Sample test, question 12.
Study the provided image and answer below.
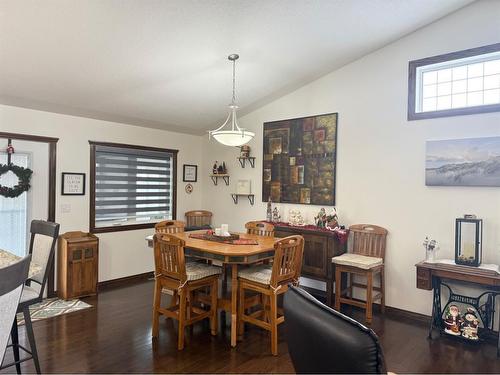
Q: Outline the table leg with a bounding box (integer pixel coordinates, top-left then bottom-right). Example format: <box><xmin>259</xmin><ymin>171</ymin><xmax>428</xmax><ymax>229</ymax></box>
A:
<box><xmin>231</xmin><ymin>264</ymin><xmax>238</xmax><ymax>348</ymax></box>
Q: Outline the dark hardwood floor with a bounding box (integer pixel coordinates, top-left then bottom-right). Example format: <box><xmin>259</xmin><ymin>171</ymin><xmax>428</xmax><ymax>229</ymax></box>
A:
<box><xmin>2</xmin><ymin>280</ymin><xmax>500</xmax><ymax>374</ymax></box>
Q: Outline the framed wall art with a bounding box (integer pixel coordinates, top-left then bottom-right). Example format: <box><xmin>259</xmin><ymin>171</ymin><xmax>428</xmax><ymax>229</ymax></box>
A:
<box><xmin>426</xmin><ymin>136</ymin><xmax>500</xmax><ymax>187</ymax></box>
<box><xmin>62</xmin><ymin>172</ymin><xmax>86</xmax><ymax>195</ymax></box>
<box><xmin>183</xmin><ymin>164</ymin><xmax>198</xmax><ymax>182</ymax></box>
<box><xmin>262</xmin><ymin>113</ymin><xmax>338</xmax><ymax>205</ymax></box>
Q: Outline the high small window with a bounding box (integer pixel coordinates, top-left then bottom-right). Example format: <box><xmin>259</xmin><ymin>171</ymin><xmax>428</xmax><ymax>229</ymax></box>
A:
<box><xmin>408</xmin><ymin>43</ymin><xmax>500</xmax><ymax>120</ymax></box>
<box><xmin>89</xmin><ymin>141</ymin><xmax>177</xmax><ymax>233</ymax></box>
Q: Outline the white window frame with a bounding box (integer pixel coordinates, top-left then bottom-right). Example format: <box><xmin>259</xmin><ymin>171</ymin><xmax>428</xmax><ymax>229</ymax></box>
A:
<box><xmin>408</xmin><ymin>43</ymin><xmax>500</xmax><ymax>120</ymax></box>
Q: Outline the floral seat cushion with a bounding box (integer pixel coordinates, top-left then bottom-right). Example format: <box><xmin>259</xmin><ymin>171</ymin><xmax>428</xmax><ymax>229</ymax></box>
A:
<box><xmin>238</xmin><ymin>265</ymin><xmax>272</xmax><ymax>285</ymax></box>
<box><xmin>185</xmin><ymin>262</ymin><xmax>222</xmax><ymax>281</ymax></box>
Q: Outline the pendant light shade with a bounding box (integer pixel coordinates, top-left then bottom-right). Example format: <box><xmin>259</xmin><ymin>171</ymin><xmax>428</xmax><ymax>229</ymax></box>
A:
<box><xmin>209</xmin><ymin>54</ymin><xmax>254</xmax><ymax>147</ymax></box>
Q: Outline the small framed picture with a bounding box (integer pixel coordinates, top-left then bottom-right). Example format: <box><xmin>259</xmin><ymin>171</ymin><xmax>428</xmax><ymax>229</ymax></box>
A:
<box><xmin>62</xmin><ymin>173</ymin><xmax>86</xmax><ymax>195</ymax></box>
<box><xmin>183</xmin><ymin>164</ymin><xmax>198</xmax><ymax>182</ymax></box>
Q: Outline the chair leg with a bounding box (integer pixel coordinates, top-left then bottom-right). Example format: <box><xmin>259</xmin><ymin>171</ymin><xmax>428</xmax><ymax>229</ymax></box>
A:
<box><xmin>237</xmin><ymin>284</ymin><xmax>245</xmax><ymax>338</ymax></box>
<box><xmin>335</xmin><ymin>267</ymin><xmax>342</xmax><ymax>311</ymax></box>
<box><xmin>23</xmin><ymin>308</ymin><xmax>41</xmax><ymax>374</ymax></box>
<box><xmin>210</xmin><ymin>279</ymin><xmax>218</xmax><ymax>336</ymax></box>
<box><xmin>178</xmin><ymin>289</ymin><xmax>187</xmax><ymax>350</ymax></box>
<box><xmin>152</xmin><ymin>281</ymin><xmax>162</xmax><ymax>338</ymax></box>
<box><xmin>170</xmin><ymin>290</ymin><xmax>178</xmax><ymax>308</ymax></box>
<box><xmin>366</xmin><ymin>272</ymin><xmax>373</xmax><ymax>324</ymax></box>
<box><xmin>270</xmin><ymin>292</ymin><xmax>278</xmax><ymax>356</ymax></box>
<box><xmin>10</xmin><ymin>316</ymin><xmax>21</xmax><ymax>374</ymax></box>
<box><xmin>380</xmin><ymin>268</ymin><xmax>385</xmax><ymax>314</ymax></box>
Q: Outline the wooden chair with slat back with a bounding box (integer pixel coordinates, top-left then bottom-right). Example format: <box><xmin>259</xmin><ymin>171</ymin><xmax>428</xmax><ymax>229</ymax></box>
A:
<box><xmin>332</xmin><ymin>224</ymin><xmax>388</xmax><ymax>324</ymax></box>
<box><xmin>245</xmin><ymin>221</ymin><xmax>275</xmax><ymax>237</ymax></box>
<box><xmin>185</xmin><ymin>210</ymin><xmax>213</xmax><ymax>230</ymax></box>
<box><xmin>152</xmin><ymin>233</ymin><xmax>221</xmax><ymax>350</ymax></box>
<box><xmin>155</xmin><ymin>220</ymin><xmax>185</xmax><ymax>234</ymax></box>
<box><xmin>238</xmin><ymin>235</ymin><xmax>304</xmax><ymax>355</ymax></box>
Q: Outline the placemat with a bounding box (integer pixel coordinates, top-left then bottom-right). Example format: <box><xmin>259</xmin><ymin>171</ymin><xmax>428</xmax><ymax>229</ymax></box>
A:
<box><xmin>189</xmin><ymin>233</ymin><xmax>258</xmax><ymax>245</ymax></box>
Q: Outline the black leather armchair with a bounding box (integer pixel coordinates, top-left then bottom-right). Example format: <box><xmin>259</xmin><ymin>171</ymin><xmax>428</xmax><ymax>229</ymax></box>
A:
<box><xmin>284</xmin><ymin>285</ymin><xmax>387</xmax><ymax>374</ymax></box>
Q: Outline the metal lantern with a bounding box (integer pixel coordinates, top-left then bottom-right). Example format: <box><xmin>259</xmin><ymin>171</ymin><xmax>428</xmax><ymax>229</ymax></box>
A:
<box><xmin>455</xmin><ymin>217</ymin><xmax>482</xmax><ymax>267</ymax></box>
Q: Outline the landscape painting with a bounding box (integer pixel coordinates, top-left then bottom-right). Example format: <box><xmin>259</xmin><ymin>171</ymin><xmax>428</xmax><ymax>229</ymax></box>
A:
<box><xmin>262</xmin><ymin>113</ymin><xmax>338</xmax><ymax>205</ymax></box>
<box><xmin>425</xmin><ymin>136</ymin><xmax>500</xmax><ymax>187</ymax></box>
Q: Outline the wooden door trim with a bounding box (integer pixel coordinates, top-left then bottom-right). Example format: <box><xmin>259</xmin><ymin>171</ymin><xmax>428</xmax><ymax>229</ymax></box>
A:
<box><xmin>0</xmin><ymin>131</ymin><xmax>58</xmax><ymax>296</ymax></box>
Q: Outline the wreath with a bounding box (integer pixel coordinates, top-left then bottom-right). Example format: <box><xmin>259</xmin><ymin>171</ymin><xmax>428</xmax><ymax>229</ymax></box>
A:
<box><xmin>0</xmin><ymin>164</ymin><xmax>33</xmax><ymax>198</ymax></box>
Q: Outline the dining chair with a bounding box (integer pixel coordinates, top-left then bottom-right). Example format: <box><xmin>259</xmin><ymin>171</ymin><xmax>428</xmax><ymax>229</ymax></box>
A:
<box><xmin>332</xmin><ymin>224</ymin><xmax>388</xmax><ymax>324</ymax></box>
<box><xmin>245</xmin><ymin>221</ymin><xmax>274</xmax><ymax>237</ymax></box>
<box><xmin>155</xmin><ymin>220</ymin><xmax>185</xmax><ymax>234</ymax></box>
<box><xmin>185</xmin><ymin>210</ymin><xmax>213</xmax><ymax>231</ymax></box>
<box><xmin>237</xmin><ymin>235</ymin><xmax>304</xmax><ymax>355</ymax></box>
<box><xmin>284</xmin><ymin>285</ymin><xmax>387</xmax><ymax>374</ymax></box>
<box><xmin>11</xmin><ymin>220</ymin><xmax>60</xmax><ymax>374</ymax></box>
<box><xmin>152</xmin><ymin>233</ymin><xmax>221</xmax><ymax>350</ymax></box>
<box><xmin>0</xmin><ymin>256</ymin><xmax>31</xmax><ymax>372</ymax></box>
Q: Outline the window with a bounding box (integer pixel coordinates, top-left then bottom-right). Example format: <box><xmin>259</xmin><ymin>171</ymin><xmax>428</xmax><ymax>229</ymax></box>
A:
<box><xmin>89</xmin><ymin>141</ymin><xmax>177</xmax><ymax>233</ymax></box>
<box><xmin>0</xmin><ymin>152</ymin><xmax>29</xmax><ymax>256</ymax></box>
<box><xmin>408</xmin><ymin>43</ymin><xmax>500</xmax><ymax>120</ymax></box>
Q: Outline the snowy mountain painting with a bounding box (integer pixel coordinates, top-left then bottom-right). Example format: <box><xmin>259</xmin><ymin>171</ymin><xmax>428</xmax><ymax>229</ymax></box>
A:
<box><xmin>426</xmin><ymin>136</ymin><xmax>500</xmax><ymax>187</ymax></box>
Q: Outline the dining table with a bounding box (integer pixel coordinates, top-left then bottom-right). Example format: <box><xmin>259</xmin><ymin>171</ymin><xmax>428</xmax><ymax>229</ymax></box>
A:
<box><xmin>146</xmin><ymin>230</ymin><xmax>277</xmax><ymax>347</ymax></box>
<box><xmin>0</xmin><ymin>248</ymin><xmax>42</xmax><ymax>278</ymax></box>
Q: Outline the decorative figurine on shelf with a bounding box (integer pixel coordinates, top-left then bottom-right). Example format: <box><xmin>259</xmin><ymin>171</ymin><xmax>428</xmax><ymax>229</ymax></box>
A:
<box><xmin>266</xmin><ymin>197</ymin><xmax>272</xmax><ymax>222</ymax></box>
<box><xmin>462</xmin><ymin>307</ymin><xmax>480</xmax><ymax>340</ymax></box>
<box><xmin>314</xmin><ymin>208</ymin><xmax>327</xmax><ymax>228</ymax></box>
<box><xmin>289</xmin><ymin>209</ymin><xmax>305</xmax><ymax>226</ymax></box>
<box><xmin>217</xmin><ymin>162</ymin><xmax>227</xmax><ymax>175</ymax></box>
<box><xmin>423</xmin><ymin>236</ymin><xmax>439</xmax><ymax>263</ymax></box>
<box><xmin>240</xmin><ymin>145</ymin><xmax>250</xmax><ymax>158</ymax></box>
<box><xmin>212</xmin><ymin>161</ymin><xmax>219</xmax><ymax>175</ymax></box>
<box><xmin>325</xmin><ymin>207</ymin><xmax>339</xmax><ymax>230</ymax></box>
<box><xmin>272</xmin><ymin>207</ymin><xmax>281</xmax><ymax>223</ymax></box>
<box><xmin>443</xmin><ymin>304</ymin><xmax>463</xmax><ymax>336</ymax></box>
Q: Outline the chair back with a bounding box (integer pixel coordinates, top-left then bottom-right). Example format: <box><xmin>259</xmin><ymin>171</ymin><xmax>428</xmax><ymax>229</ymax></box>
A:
<box><xmin>245</xmin><ymin>221</ymin><xmax>274</xmax><ymax>237</ymax></box>
<box><xmin>349</xmin><ymin>224</ymin><xmax>388</xmax><ymax>259</ymax></box>
<box><xmin>0</xmin><ymin>256</ymin><xmax>31</xmax><ymax>361</ymax></box>
<box><xmin>153</xmin><ymin>233</ymin><xmax>187</xmax><ymax>283</ymax></box>
<box><xmin>28</xmin><ymin>220</ymin><xmax>60</xmax><ymax>296</ymax></box>
<box><xmin>155</xmin><ymin>220</ymin><xmax>185</xmax><ymax>234</ymax></box>
<box><xmin>284</xmin><ymin>285</ymin><xmax>386</xmax><ymax>374</ymax></box>
<box><xmin>270</xmin><ymin>235</ymin><xmax>304</xmax><ymax>287</ymax></box>
<box><xmin>185</xmin><ymin>210</ymin><xmax>212</xmax><ymax>228</ymax></box>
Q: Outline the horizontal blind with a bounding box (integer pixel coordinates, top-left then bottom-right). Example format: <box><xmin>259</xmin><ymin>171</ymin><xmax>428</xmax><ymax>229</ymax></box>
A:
<box><xmin>94</xmin><ymin>145</ymin><xmax>173</xmax><ymax>228</ymax></box>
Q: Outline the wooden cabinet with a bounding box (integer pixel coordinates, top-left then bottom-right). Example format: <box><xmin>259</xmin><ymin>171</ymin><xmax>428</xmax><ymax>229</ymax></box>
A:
<box><xmin>58</xmin><ymin>231</ymin><xmax>99</xmax><ymax>300</ymax></box>
<box><xmin>274</xmin><ymin>225</ymin><xmax>346</xmax><ymax>305</ymax></box>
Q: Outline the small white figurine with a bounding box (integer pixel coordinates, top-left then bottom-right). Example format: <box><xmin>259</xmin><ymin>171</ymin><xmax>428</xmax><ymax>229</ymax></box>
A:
<box><xmin>272</xmin><ymin>207</ymin><xmax>281</xmax><ymax>223</ymax></box>
<box><xmin>423</xmin><ymin>236</ymin><xmax>439</xmax><ymax>263</ymax></box>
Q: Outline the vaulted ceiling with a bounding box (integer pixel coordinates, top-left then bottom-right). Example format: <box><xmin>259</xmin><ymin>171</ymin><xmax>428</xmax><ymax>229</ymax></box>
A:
<box><xmin>0</xmin><ymin>0</ymin><xmax>473</xmax><ymax>134</ymax></box>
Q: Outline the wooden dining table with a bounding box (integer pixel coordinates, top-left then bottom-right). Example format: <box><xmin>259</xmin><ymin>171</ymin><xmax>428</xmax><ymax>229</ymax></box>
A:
<box><xmin>146</xmin><ymin>230</ymin><xmax>277</xmax><ymax>347</ymax></box>
<box><xmin>0</xmin><ymin>248</ymin><xmax>42</xmax><ymax>278</ymax></box>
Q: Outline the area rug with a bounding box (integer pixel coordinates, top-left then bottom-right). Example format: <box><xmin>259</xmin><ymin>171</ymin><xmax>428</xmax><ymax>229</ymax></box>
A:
<box><xmin>17</xmin><ymin>297</ymin><xmax>92</xmax><ymax>325</ymax></box>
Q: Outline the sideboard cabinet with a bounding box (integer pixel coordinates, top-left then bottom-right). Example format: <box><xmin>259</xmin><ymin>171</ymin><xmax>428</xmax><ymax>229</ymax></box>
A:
<box><xmin>274</xmin><ymin>225</ymin><xmax>346</xmax><ymax>305</ymax></box>
<box><xmin>58</xmin><ymin>231</ymin><xmax>99</xmax><ymax>300</ymax></box>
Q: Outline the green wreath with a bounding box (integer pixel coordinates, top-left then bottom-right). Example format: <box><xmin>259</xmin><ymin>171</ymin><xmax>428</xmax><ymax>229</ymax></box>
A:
<box><xmin>0</xmin><ymin>164</ymin><xmax>33</xmax><ymax>198</ymax></box>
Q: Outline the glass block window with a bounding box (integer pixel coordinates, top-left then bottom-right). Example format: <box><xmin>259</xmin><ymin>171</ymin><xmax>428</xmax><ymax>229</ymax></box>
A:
<box><xmin>408</xmin><ymin>43</ymin><xmax>500</xmax><ymax>120</ymax></box>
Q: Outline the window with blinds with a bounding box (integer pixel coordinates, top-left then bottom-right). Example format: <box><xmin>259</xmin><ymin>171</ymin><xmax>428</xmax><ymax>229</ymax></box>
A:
<box><xmin>90</xmin><ymin>142</ymin><xmax>177</xmax><ymax>232</ymax></box>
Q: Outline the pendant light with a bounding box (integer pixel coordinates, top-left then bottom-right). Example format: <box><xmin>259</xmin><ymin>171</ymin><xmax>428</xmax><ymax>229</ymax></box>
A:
<box><xmin>208</xmin><ymin>54</ymin><xmax>254</xmax><ymax>147</ymax></box>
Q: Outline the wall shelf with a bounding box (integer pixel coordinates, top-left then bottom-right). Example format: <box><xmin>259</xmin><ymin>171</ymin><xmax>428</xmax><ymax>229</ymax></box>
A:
<box><xmin>237</xmin><ymin>156</ymin><xmax>255</xmax><ymax>168</ymax></box>
<box><xmin>210</xmin><ymin>174</ymin><xmax>230</xmax><ymax>186</ymax></box>
<box><xmin>231</xmin><ymin>193</ymin><xmax>255</xmax><ymax>205</ymax></box>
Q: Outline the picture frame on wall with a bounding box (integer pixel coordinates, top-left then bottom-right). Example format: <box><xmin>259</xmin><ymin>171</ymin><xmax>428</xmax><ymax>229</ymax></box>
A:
<box><xmin>183</xmin><ymin>164</ymin><xmax>198</xmax><ymax>182</ymax></box>
<box><xmin>61</xmin><ymin>172</ymin><xmax>86</xmax><ymax>195</ymax></box>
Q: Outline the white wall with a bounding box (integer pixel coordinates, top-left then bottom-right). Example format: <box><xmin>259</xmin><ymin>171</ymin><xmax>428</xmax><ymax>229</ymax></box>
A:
<box><xmin>0</xmin><ymin>105</ymin><xmax>203</xmax><ymax>282</ymax></box>
<box><xmin>202</xmin><ymin>0</ymin><xmax>500</xmax><ymax>315</ymax></box>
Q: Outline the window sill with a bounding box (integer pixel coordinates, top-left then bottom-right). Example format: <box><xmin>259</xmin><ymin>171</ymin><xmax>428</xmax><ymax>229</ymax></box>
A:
<box><xmin>408</xmin><ymin>102</ymin><xmax>500</xmax><ymax>121</ymax></box>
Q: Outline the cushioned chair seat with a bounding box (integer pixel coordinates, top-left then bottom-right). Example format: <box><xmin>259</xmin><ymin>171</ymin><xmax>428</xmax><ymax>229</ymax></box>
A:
<box><xmin>185</xmin><ymin>262</ymin><xmax>221</xmax><ymax>281</ymax></box>
<box><xmin>332</xmin><ymin>253</ymin><xmax>383</xmax><ymax>270</ymax></box>
<box><xmin>19</xmin><ymin>285</ymin><xmax>40</xmax><ymax>304</ymax></box>
<box><xmin>238</xmin><ymin>265</ymin><xmax>272</xmax><ymax>285</ymax></box>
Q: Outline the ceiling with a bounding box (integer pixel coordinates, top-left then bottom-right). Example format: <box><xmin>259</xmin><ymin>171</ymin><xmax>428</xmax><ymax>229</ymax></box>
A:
<box><xmin>0</xmin><ymin>0</ymin><xmax>473</xmax><ymax>135</ymax></box>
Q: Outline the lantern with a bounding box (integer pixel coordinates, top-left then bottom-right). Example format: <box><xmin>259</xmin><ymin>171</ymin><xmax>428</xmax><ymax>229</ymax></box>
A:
<box><xmin>455</xmin><ymin>217</ymin><xmax>482</xmax><ymax>267</ymax></box>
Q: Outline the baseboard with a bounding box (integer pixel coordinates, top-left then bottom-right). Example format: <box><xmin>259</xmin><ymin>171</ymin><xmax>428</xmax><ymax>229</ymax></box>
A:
<box><xmin>384</xmin><ymin>305</ymin><xmax>431</xmax><ymax>325</ymax></box>
<box><xmin>98</xmin><ymin>271</ymin><xmax>154</xmax><ymax>291</ymax></box>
